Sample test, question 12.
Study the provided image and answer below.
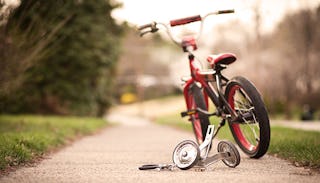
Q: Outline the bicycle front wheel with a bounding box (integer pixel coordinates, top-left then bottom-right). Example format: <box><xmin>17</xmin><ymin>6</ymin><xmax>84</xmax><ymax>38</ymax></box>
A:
<box><xmin>189</xmin><ymin>84</ymin><xmax>210</xmax><ymax>144</ymax></box>
<box><xmin>225</xmin><ymin>76</ymin><xmax>270</xmax><ymax>158</ymax></box>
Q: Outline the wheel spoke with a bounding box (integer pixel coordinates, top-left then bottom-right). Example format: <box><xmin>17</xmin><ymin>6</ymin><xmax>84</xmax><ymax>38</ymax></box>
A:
<box><xmin>238</xmin><ymin>88</ymin><xmax>254</xmax><ymax>105</ymax></box>
<box><xmin>235</xmin><ymin>106</ymin><xmax>255</xmax><ymax>112</ymax></box>
<box><xmin>241</xmin><ymin>112</ymin><xmax>260</xmax><ymax>144</ymax></box>
<box><xmin>235</xmin><ymin>100</ymin><xmax>252</xmax><ymax>109</ymax></box>
<box><xmin>234</xmin><ymin>89</ymin><xmax>260</xmax><ymax>146</ymax></box>
<box><xmin>241</xmin><ymin>123</ymin><xmax>259</xmax><ymax>144</ymax></box>
<box><xmin>227</xmin><ymin>78</ymin><xmax>270</xmax><ymax>158</ymax></box>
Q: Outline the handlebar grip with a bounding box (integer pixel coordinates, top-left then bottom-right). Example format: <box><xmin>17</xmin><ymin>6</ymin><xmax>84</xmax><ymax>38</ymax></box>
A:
<box><xmin>170</xmin><ymin>15</ymin><xmax>202</xmax><ymax>27</ymax></box>
<box><xmin>218</xmin><ymin>9</ymin><xmax>235</xmax><ymax>14</ymax></box>
<box><xmin>138</xmin><ymin>23</ymin><xmax>153</xmax><ymax>30</ymax></box>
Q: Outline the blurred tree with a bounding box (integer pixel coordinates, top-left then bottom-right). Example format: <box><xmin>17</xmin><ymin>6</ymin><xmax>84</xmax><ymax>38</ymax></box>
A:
<box><xmin>267</xmin><ymin>5</ymin><xmax>320</xmax><ymax>116</ymax></box>
<box><xmin>0</xmin><ymin>0</ymin><xmax>122</xmax><ymax>116</ymax></box>
<box><xmin>212</xmin><ymin>3</ymin><xmax>320</xmax><ymax>118</ymax></box>
<box><xmin>1</xmin><ymin>0</ymin><xmax>71</xmax><ymax>96</ymax></box>
<box><xmin>275</xmin><ymin>8</ymin><xmax>320</xmax><ymax>98</ymax></box>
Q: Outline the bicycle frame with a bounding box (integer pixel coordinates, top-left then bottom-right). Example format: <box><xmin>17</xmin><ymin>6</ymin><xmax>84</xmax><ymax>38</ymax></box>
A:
<box><xmin>183</xmin><ymin>50</ymin><xmax>237</xmax><ymax>121</ymax></box>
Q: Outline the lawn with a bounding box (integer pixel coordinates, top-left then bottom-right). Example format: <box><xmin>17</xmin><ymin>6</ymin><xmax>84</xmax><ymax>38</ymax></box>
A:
<box><xmin>0</xmin><ymin>115</ymin><xmax>108</xmax><ymax>171</ymax></box>
<box><xmin>156</xmin><ymin>113</ymin><xmax>320</xmax><ymax>169</ymax></box>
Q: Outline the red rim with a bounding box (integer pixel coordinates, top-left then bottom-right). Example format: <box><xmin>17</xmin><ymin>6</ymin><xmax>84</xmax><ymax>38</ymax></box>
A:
<box><xmin>228</xmin><ymin>85</ymin><xmax>257</xmax><ymax>152</ymax></box>
<box><xmin>190</xmin><ymin>94</ymin><xmax>203</xmax><ymax>144</ymax></box>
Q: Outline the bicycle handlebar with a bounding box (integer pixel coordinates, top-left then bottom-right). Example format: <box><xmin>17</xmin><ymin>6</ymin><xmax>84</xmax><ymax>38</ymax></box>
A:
<box><xmin>138</xmin><ymin>21</ymin><xmax>159</xmax><ymax>37</ymax></box>
<box><xmin>169</xmin><ymin>9</ymin><xmax>234</xmax><ymax>27</ymax></box>
<box><xmin>138</xmin><ymin>23</ymin><xmax>152</xmax><ymax>31</ymax></box>
<box><xmin>138</xmin><ymin>9</ymin><xmax>234</xmax><ymax>43</ymax></box>
<box><xmin>138</xmin><ymin>22</ymin><xmax>156</xmax><ymax>31</ymax></box>
<box><xmin>170</xmin><ymin>15</ymin><xmax>202</xmax><ymax>27</ymax></box>
<box><xmin>217</xmin><ymin>9</ymin><xmax>234</xmax><ymax>14</ymax></box>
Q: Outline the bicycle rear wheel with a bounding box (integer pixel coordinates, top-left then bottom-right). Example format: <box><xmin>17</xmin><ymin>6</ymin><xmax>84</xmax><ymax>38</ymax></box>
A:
<box><xmin>225</xmin><ymin>76</ymin><xmax>270</xmax><ymax>158</ymax></box>
<box><xmin>189</xmin><ymin>84</ymin><xmax>210</xmax><ymax>144</ymax></box>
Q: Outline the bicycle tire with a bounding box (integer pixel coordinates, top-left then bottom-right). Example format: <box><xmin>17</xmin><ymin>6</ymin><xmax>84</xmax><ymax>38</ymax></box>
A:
<box><xmin>217</xmin><ymin>140</ymin><xmax>240</xmax><ymax>168</ymax></box>
<box><xmin>225</xmin><ymin>76</ymin><xmax>270</xmax><ymax>158</ymax></box>
<box><xmin>189</xmin><ymin>84</ymin><xmax>210</xmax><ymax>144</ymax></box>
<box><xmin>172</xmin><ymin>140</ymin><xmax>200</xmax><ymax>170</ymax></box>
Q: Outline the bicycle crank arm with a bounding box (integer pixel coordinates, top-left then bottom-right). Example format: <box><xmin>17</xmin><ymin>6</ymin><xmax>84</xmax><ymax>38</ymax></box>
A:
<box><xmin>198</xmin><ymin>152</ymin><xmax>230</xmax><ymax>167</ymax></box>
<box><xmin>196</xmin><ymin>108</ymin><xmax>217</xmax><ymax>116</ymax></box>
<box><xmin>231</xmin><ymin>112</ymin><xmax>254</xmax><ymax>123</ymax></box>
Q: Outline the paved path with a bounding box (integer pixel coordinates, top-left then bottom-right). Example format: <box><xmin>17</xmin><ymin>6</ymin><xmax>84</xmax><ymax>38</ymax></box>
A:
<box><xmin>272</xmin><ymin>120</ymin><xmax>320</xmax><ymax>132</ymax></box>
<box><xmin>1</xmin><ymin>102</ymin><xmax>320</xmax><ymax>182</ymax></box>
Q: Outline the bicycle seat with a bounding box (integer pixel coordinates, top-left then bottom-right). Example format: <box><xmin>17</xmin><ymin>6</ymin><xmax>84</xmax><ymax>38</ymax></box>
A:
<box><xmin>207</xmin><ymin>53</ymin><xmax>236</xmax><ymax>67</ymax></box>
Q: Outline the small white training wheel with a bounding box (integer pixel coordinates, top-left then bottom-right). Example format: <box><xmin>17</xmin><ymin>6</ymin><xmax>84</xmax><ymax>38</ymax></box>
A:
<box><xmin>217</xmin><ymin>140</ymin><xmax>241</xmax><ymax>168</ymax></box>
<box><xmin>172</xmin><ymin>140</ymin><xmax>200</xmax><ymax>170</ymax></box>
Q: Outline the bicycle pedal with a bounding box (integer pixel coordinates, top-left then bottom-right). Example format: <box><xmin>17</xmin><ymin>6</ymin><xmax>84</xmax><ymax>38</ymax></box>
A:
<box><xmin>180</xmin><ymin>110</ymin><xmax>196</xmax><ymax>117</ymax></box>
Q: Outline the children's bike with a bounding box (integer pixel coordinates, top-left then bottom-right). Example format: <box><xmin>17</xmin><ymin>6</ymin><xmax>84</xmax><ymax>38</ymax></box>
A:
<box><xmin>138</xmin><ymin>9</ymin><xmax>270</xmax><ymax>158</ymax></box>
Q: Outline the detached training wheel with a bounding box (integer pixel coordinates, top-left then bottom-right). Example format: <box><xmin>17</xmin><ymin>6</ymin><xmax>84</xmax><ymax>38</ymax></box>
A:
<box><xmin>217</xmin><ymin>141</ymin><xmax>241</xmax><ymax>168</ymax></box>
<box><xmin>172</xmin><ymin>140</ymin><xmax>200</xmax><ymax>170</ymax></box>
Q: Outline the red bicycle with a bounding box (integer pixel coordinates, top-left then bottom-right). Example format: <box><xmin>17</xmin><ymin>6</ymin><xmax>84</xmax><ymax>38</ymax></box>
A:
<box><xmin>138</xmin><ymin>10</ymin><xmax>270</xmax><ymax>158</ymax></box>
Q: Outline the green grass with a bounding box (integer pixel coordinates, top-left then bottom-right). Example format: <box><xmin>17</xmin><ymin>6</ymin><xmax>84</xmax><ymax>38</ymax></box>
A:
<box><xmin>269</xmin><ymin>126</ymin><xmax>320</xmax><ymax>168</ymax></box>
<box><xmin>0</xmin><ymin>115</ymin><xmax>108</xmax><ymax>171</ymax></box>
<box><xmin>156</xmin><ymin>113</ymin><xmax>320</xmax><ymax>169</ymax></box>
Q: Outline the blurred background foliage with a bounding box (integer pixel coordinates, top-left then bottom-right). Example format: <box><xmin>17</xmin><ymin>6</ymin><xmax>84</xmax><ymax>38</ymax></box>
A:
<box><xmin>0</xmin><ymin>1</ymin><xmax>320</xmax><ymax>119</ymax></box>
<box><xmin>0</xmin><ymin>0</ymin><xmax>123</xmax><ymax>116</ymax></box>
<box><xmin>213</xmin><ymin>4</ymin><xmax>320</xmax><ymax>119</ymax></box>
<box><xmin>114</xmin><ymin>29</ymin><xmax>180</xmax><ymax>104</ymax></box>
